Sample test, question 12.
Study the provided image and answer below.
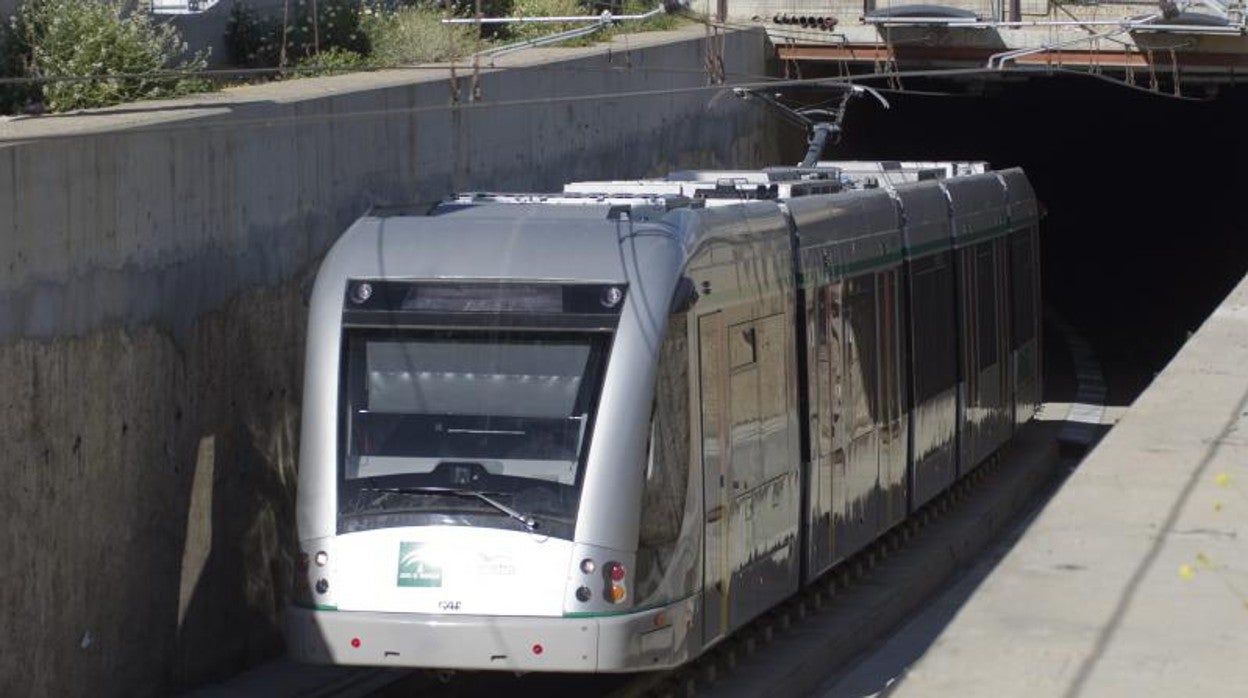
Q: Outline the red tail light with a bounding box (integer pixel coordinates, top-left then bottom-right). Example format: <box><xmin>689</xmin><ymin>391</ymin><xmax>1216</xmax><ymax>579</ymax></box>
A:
<box><xmin>606</xmin><ymin>561</ymin><xmax>625</xmax><ymax>582</ymax></box>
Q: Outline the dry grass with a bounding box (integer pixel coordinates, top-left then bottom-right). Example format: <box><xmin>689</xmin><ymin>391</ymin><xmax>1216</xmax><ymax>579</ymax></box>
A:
<box><xmin>363</xmin><ymin>6</ymin><xmax>482</xmax><ymax>64</ymax></box>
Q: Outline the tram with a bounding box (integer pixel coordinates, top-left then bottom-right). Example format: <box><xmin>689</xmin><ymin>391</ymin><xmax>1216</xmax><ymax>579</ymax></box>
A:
<box><xmin>285</xmin><ymin>160</ymin><xmax>1041</xmax><ymax>672</ymax></box>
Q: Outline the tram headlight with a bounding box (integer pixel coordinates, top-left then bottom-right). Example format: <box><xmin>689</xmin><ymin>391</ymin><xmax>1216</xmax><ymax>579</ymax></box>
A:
<box><xmin>579</xmin><ymin>558</ymin><xmax>596</xmax><ymax>574</ymax></box>
<box><xmin>351</xmin><ymin>281</ymin><xmax>373</xmax><ymax>304</ymax></box>
<box><xmin>600</xmin><ymin>286</ymin><xmax>624</xmax><ymax>309</ymax></box>
<box><xmin>294</xmin><ymin>541</ymin><xmax>333</xmax><ymax>609</ymax></box>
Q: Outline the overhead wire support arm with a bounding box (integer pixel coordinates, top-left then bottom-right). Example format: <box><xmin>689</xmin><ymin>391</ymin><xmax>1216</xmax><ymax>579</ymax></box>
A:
<box><xmin>443</xmin><ymin>5</ymin><xmax>667</xmax><ymax>65</ymax></box>
<box><xmin>442</xmin><ymin>6</ymin><xmax>665</xmax><ymax>24</ymax></box>
<box><xmin>732</xmin><ymin>84</ymin><xmax>889</xmax><ymax>166</ymax></box>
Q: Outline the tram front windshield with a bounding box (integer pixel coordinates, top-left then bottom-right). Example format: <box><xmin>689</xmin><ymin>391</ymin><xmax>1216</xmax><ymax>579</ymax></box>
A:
<box><xmin>337</xmin><ymin>329</ymin><xmax>609</xmax><ymax>538</ymax></box>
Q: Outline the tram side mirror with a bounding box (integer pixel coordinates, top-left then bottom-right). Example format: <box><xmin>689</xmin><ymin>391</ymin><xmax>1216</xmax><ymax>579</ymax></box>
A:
<box><xmin>669</xmin><ymin>276</ymin><xmax>700</xmax><ymax>315</ymax></box>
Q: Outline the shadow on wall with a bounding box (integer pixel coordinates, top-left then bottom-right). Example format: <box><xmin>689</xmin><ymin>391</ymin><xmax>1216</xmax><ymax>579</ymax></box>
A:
<box><xmin>169</xmin><ymin>279</ymin><xmax>307</xmax><ymax>689</ymax></box>
<box><xmin>0</xmin><ymin>278</ymin><xmax>309</xmax><ymax>696</ymax></box>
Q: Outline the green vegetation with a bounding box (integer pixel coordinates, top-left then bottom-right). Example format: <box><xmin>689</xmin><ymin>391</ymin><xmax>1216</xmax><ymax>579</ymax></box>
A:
<box><xmin>508</xmin><ymin>0</ymin><xmax>583</xmax><ymax>40</ymax></box>
<box><xmin>226</xmin><ymin>0</ymin><xmax>369</xmax><ymax>69</ymax></box>
<box><xmin>295</xmin><ymin>45</ymin><xmax>370</xmax><ymax>74</ymax></box>
<box><xmin>362</xmin><ymin>6</ymin><xmax>479</xmax><ymax>65</ymax></box>
<box><xmin>0</xmin><ymin>0</ymin><xmax>683</xmax><ymax>114</ymax></box>
<box><xmin>1</xmin><ymin>0</ymin><xmax>207</xmax><ymax>113</ymax></box>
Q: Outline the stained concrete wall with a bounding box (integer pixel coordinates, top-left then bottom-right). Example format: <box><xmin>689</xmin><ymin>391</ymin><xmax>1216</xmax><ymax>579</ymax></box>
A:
<box><xmin>0</xmin><ymin>26</ymin><xmax>787</xmax><ymax>696</ymax></box>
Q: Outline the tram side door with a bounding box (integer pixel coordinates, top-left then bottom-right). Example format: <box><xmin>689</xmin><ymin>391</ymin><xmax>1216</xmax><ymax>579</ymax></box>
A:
<box><xmin>698</xmin><ymin>311</ymin><xmax>731</xmax><ymax>644</ymax></box>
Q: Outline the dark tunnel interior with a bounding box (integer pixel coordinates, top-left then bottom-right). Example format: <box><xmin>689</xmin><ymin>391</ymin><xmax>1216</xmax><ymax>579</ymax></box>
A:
<box><xmin>816</xmin><ymin>74</ymin><xmax>1248</xmax><ymax>404</ymax></box>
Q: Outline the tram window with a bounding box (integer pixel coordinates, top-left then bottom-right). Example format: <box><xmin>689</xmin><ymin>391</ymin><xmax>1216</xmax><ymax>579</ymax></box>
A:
<box><xmin>637</xmin><ymin>312</ymin><xmax>695</xmax><ymax>603</ymax></box>
<box><xmin>825</xmin><ymin>284</ymin><xmax>844</xmax><ymax>430</ymax></box>
<box><xmin>846</xmin><ymin>276</ymin><xmax>879</xmax><ymax>433</ymax></box>
<box><xmin>336</xmin><ymin>329</ymin><xmax>609</xmax><ymax>489</ymax></box>
<box><xmin>730</xmin><ymin>324</ymin><xmax>756</xmax><ymax>368</ymax></box>
<box><xmin>699</xmin><ymin>312</ymin><xmax>724</xmax><ymax>514</ymax></box>
<box><xmin>880</xmin><ymin>270</ymin><xmax>898</xmax><ymax>422</ymax></box>
<box><xmin>911</xmin><ymin>254</ymin><xmax>957</xmax><ymax>403</ymax></box>
<box><xmin>1011</xmin><ymin>231</ymin><xmax>1037</xmax><ymax>347</ymax></box>
<box><xmin>975</xmin><ymin>245</ymin><xmax>998</xmax><ymax>371</ymax></box>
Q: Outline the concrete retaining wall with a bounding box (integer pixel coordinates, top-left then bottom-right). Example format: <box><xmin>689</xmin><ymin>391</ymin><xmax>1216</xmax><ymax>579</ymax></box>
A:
<box><xmin>0</xmin><ymin>27</ymin><xmax>786</xmax><ymax>696</ymax></box>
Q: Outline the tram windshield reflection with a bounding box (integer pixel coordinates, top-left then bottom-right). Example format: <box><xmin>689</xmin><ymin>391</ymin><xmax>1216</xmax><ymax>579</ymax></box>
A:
<box><xmin>336</xmin><ymin>329</ymin><xmax>609</xmax><ymax>535</ymax></box>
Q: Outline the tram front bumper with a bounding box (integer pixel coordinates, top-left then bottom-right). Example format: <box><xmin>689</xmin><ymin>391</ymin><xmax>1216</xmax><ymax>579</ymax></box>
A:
<box><xmin>285</xmin><ymin>600</ymin><xmax>695</xmax><ymax>672</ymax></box>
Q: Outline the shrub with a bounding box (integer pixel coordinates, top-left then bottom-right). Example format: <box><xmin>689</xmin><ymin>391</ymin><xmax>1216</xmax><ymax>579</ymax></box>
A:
<box><xmin>227</xmin><ymin>0</ymin><xmax>370</xmax><ymax>69</ymax></box>
<box><xmin>0</xmin><ymin>15</ymin><xmax>35</xmax><ymax>113</ymax></box>
<box><xmin>8</xmin><ymin>0</ymin><xmax>207</xmax><ymax>112</ymax></box>
<box><xmin>294</xmin><ymin>45</ymin><xmax>367</xmax><ymax>74</ymax></box>
<box><xmin>362</xmin><ymin>5</ymin><xmax>477</xmax><ymax>65</ymax></box>
<box><xmin>225</xmin><ymin>1</ymin><xmax>284</xmax><ymax>68</ymax></box>
<box><xmin>367</xmin><ymin>0</ymin><xmax>514</xmax><ymax>26</ymax></box>
<box><xmin>287</xmin><ymin>0</ymin><xmax>370</xmax><ymax>62</ymax></box>
<box><xmin>507</xmin><ymin>0</ymin><xmax>584</xmax><ymax>40</ymax></box>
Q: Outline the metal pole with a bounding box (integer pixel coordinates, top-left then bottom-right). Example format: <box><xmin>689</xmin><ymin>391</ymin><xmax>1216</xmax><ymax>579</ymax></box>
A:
<box><xmin>800</xmin><ymin>123</ymin><xmax>840</xmax><ymax>168</ymax></box>
<box><xmin>443</xmin><ymin>7</ymin><xmax>663</xmax><ymax>23</ymax></box>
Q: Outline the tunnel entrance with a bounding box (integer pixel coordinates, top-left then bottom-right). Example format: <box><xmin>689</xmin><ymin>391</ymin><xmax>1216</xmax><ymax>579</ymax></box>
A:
<box><xmin>794</xmin><ymin>74</ymin><xmax>1248</xmax><ymax>405</ymax></box>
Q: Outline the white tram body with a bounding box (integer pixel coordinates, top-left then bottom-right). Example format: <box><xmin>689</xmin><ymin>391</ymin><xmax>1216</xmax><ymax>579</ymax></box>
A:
<box><xmin>286</xmin><ymin>161</ymin><xmax>1041</xmax><ymax>673</ymax></box>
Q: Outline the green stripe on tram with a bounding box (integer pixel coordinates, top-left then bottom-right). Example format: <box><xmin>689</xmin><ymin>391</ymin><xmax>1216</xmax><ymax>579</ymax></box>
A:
<box><xmin>904</xmin><ymin>238</ymin><xmax>950</xmax><ymax>257</ymax></box>
<box><xmin>801</xmin><ymin>215</ymin><xmax>1038</xmax><ymax>287</ymax></box>
<box><xmin>292</xmin><ymin>601</ymin><xmax>339</xmax><ymax>611</ymax></box>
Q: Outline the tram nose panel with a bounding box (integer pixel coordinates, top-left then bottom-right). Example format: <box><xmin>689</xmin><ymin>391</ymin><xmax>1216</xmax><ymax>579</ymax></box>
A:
<box><xmin>331</xmin><ymin>526</ymin><xmax>575</xmax><ymax>616</ymax></box>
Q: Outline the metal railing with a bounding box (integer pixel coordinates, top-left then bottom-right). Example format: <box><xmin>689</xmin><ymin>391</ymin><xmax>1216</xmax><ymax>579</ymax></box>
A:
<box><xmin>864</xmin><ymin>9</ymin><xmax>1245</xmax><ymax>33</ymax></box>
<box><xmin>441</xmin><ymin>6</ymin><xmax>665</xmax><ymax>25</ymax></box>
<box><xmin>148</xmin><ymin>0</ymin><xmax>219</xmax><ymax>14</ymax></box>
<box><xmin>441</xmin><ymin>6</ymin><xmax>666</xmax><ymax>63</ymax></box>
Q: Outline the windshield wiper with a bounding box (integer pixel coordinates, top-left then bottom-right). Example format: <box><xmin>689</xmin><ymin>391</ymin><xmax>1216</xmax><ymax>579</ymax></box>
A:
<box><xmin>361</xmin><ymin>486</ymin><xmax>538</xmax><ymax>530</ymax></box>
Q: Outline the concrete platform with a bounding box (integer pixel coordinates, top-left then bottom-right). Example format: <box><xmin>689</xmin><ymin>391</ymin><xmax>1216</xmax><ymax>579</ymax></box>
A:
<box><xmin>880</xmin><ymin>271</ymin><xmax>1248</xmax><ymax>697</ymax></box>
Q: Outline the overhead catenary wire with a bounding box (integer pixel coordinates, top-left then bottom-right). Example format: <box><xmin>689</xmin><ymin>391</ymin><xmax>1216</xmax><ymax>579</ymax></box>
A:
<box><xmin>0</xmin><ymin>8</ymin><xmax>1206</xmax><ymax>102</ymax></box>
<box><xmin>0</xmin><ymin>63</ymin><xmax>1207</xmax><ymax>147</ymax></box>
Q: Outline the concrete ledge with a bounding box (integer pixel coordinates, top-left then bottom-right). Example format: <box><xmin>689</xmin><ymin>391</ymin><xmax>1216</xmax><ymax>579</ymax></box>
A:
<box><xmin>888</xmin><ymin>270</ymin><xmax>1248</xmax><ymax>697</ymax></box>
